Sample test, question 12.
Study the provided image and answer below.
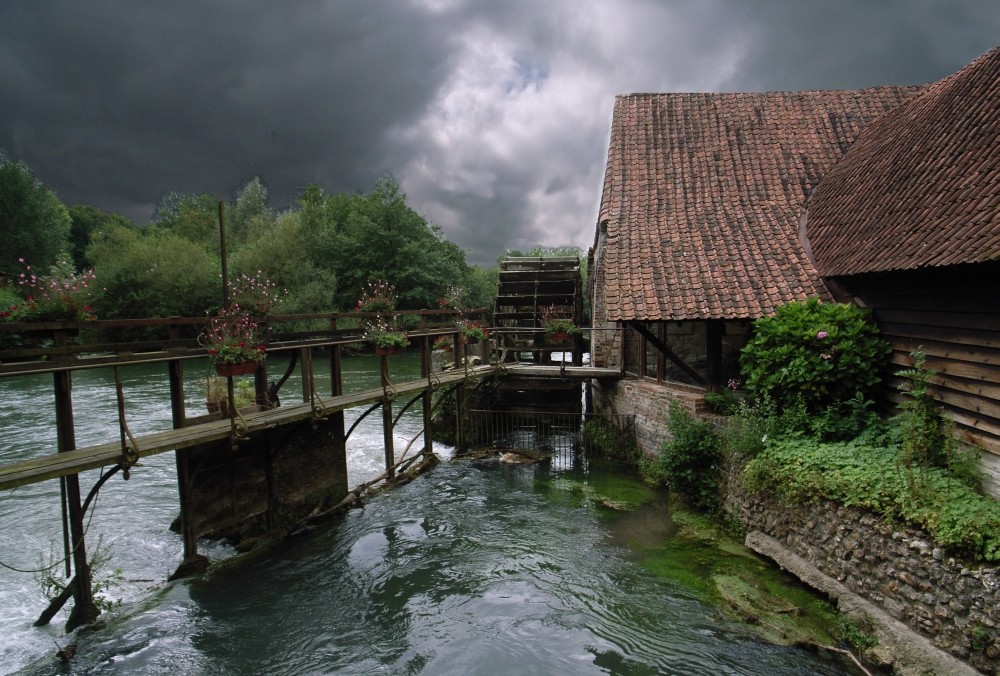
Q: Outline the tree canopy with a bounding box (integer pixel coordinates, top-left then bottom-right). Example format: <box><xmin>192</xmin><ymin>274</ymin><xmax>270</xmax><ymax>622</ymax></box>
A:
<box><xmin>3</xmin><ymin>157</ymin><xmax>505</xmax><ymax>321</ymax></box>
<box><xmin>0</xmin><ymin>154</ymin><xmax>71</xmax><ymax>276</ymax></box>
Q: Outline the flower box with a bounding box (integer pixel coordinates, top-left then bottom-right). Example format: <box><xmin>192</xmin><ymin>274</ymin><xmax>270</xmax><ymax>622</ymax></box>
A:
<box><xmin>375</xmin><ymin>345</ymin><xmax>405</xmax><ymax>356</ymax></box>
<box><xmin>215</xmin><ymin>361</ymin><xmax>259</xmax><ymax>377</ymax></box>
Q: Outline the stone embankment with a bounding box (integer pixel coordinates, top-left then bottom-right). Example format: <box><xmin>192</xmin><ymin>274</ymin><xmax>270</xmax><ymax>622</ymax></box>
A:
<box><xmin>728</xmin><ymin>489</ymin><xmax>999</xmax><ymax>674</ymax></box>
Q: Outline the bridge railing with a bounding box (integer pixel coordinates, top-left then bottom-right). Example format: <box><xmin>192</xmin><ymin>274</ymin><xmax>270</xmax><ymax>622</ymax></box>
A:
<box><xmin>0</xmin><ymin>308</ymin><xmax>492</xmax><ymax>376</ymax></box>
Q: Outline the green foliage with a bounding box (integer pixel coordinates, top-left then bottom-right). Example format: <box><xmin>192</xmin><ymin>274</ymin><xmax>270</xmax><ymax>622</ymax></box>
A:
<box><xmin>152</xmin><ymin>192</ymin><xmax>221</xmax><ymax>249</ymax></box>
<box><xmin>896</xmin><ymin>350</ymin><xmax>952</xmax><ymax>472</ymax></box>
<box><xmin>460</xmin><ymin>320</ymin><xmax>489</xmax><ymax>343</ymax></box>
<box><xmin>742</xmin><ymin>438</ymin><xmax>1000</xmax><ymax>561</ymax></box>
<box><xmin>3</xmin><ymin>256</ymin><xmax>97</xmax><ymax>321</ymax></box>
<box><xmin>717</xmin><ymin>396</ymin><xmax>781</xmax><ymax>459</ymax></box>
<box><xmin>704</xmin><ymin>389</ymin><xmax>739</xmax><ymax>415</ymax></box>
<box><xmin>228</xmin><ymin>211</ymin><xmax>336</xmax><ymax>316</ymax></box>
<box><xmin>204</xmin><ymin>377</ymin><xmax>257</xmax><ymax>414</ymax></box>
<box><xmin>462</xmin><ymin>264</ymin><xmax>498</xmax><ymax>310</ymax></box>
<box><xmin>740</xmin><ymin>298</ymin><xmax>890</xmax><ymax>416</ymax></box>
<box><xmin>67</xmin><ymin>204</ymin><xmax>135</xmax><ymax>271</ymax></box>
<box><xmin>0</xmin><ymin>285</ymin><xmax>20</xmax><ymax>316</ymax></box>
<box><xmin>37</xmin><ymin>535</ymin><xmax>122</xmax><ymax>614</ymax></box>
<box><xmin>200</xmin><ymin>307</ymin><xmax>267</xmax><ymax>366</ymax></box>
<box><xmin>807</xmin><ymin>392</ymin><xmax>879</xmax><ymax>441</ymax></box>
<box><xmin>582</xmin><ymin>417</ymin><xmax>641</xmax><ymax>463</ymax></box>
<box><xmin>836</xmin><ymin>614</ymin><xmax>878</xmax><ymax>652</ymax></box>
<box><xmin>368</xmin><ymin>329</ymin><xmax>410</xmax><ymax>349</ymax></box>
<box><xmin>228</xmin><ymin>177</ymin><xmax>274</xmax><ymax>245</ymax></box>
<box><xmin>87</xmin><ymin>224</ymin><xmax>220</xmax><ymax>320</ymax></box>
<box><xmin>321</xmin><ymin>176</ymin><xmax>468</xmax><ymax>311</ymax></box>
<box><xmin>0</xmin><ymin>154</ymin><xmax>72</xmax><ymax>276</ymax></box>
<box><xmin>643</xmin><ymin>402</ymin><xmax>722</xmax><ymax>511</ymax></box>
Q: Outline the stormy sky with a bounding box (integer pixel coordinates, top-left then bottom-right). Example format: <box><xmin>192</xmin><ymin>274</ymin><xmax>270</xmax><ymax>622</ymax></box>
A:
<box><xmin>1</xmin><ymin>2</ymin><xmax>996</xmax><ymax>265</ymax></box>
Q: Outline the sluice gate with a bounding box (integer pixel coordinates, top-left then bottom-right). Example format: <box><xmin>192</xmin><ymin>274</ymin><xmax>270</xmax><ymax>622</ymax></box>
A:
<box><xmin>468</xmin><ymin>409</ymin><xmax>637</xmax><ymax>468</ymax></box>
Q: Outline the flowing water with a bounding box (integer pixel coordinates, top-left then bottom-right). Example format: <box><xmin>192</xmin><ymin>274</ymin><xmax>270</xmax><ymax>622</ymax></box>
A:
<box><xmin>0</xmin><ymin>353</ymin><xmax>854</xmax><ymax>674</ymax></box>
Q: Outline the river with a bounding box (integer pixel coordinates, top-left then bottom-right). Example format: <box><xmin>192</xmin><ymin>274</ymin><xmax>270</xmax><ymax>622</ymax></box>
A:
<box><xmin>0</xmin><ymin>352</ymin><xmax>856</xmax><ymax>674</ymax></box>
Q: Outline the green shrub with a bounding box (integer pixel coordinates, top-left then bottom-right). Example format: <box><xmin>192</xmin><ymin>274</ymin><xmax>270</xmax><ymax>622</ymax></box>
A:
<box><xmin>583</xmin><ymin>417</ymin><xmax>640</xmax><ymax>463</ymax></box>
<box><xmin>740</xmin><ymin>298</ymin><xmax>890</xmax><ymax>416</ymax></box>
<box><xmin>807</xmin><ymin>392</ymin><xmax>879</xmax><ymax>441</ymax></box>
<box><xmin>742</xmin><ymin>438</ymin><xmax>1000</xmax><ymax>561</ymax></box>
<box><xmin>643</xmin><ymin>402</ymin><xmax>722</xmax><ymax>511</ymax></box>
<box><xmin>896</xmin><ymin>350</ymin><xmax>952</xmax><ymax>471</ymax></box>
<box><xmin>704</xmin><ymin>389</ymin><xmax>739</xmax><ymax>415</ymax></box>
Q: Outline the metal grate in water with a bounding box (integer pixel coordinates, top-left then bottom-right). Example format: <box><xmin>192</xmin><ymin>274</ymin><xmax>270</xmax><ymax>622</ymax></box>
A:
<box><xmin>467</xmin><ymin>409</ymin><xmax>637</xmax><ymax>468</ymax></box>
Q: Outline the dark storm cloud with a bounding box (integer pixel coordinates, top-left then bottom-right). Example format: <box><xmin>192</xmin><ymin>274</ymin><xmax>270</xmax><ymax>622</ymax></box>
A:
<box><xmin>1</xmin><ymin>1</ymin><xmax>997</xmax><ymax>264</ymax></box>
<box><xmin>1</xmin><ymin>1</ymin><xmax>456</xmax><ymax>218</ymax></box>
<box><xmin>717</xmin><ymin>0</ymin><xmax>1000</xmax><ymax>91</ymax></box>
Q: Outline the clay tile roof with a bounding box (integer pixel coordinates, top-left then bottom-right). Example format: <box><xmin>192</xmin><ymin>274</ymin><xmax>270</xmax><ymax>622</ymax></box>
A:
<box><xmin>806</xmin><ymin>47</ymin><xmax>1000</xmax><ymax>276</ymax></box>
<box><xmin>597</xmin><ymin>86</ymin><xmax>917</xmax><ymax>322</ymax></box>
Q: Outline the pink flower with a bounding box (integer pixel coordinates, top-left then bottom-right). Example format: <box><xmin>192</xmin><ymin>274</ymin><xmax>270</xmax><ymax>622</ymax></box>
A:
<box><xmin>820</xmin><ymin>353</ymin><xmax>833</xmax><ymax>360</ymax></box>
<box><xmin>816</xmin><ymin>331</ymin><xmax>828</xmax><ymax>339</ymax></box>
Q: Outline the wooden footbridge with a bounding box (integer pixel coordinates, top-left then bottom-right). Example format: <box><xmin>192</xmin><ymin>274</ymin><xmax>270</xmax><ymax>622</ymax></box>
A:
<box><xmin>0</xmin><ymin>261</ymin><xmax>620</xmax><ymax>630</ymax></box>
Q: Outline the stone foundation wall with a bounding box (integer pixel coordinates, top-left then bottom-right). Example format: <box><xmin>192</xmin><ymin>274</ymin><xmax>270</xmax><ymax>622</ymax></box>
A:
<box><xmin>590</xmin><ymin>378</ymin><xmax>704</xmax><ymax>456</ymax></box>
<box><xmin>727</xmin><ymin>488</ymin><xmax>1000</xmax><ymax>673</ymax></box>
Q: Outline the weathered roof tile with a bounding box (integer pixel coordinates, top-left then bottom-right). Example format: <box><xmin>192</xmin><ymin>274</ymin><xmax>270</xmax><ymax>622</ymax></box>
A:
<box><xmin>596</xmin><ymin>86</ymin><xmax>916</xmax><ymax>321</ymax></box>
<box><xmin>806</xmin><ymin>48</ymin><xmax>1000</xmax><ymax>276</ymax></box>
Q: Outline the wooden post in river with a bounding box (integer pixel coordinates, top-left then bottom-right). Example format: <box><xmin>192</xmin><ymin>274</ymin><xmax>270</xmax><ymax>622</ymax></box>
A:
<box><xmin>380</xmin><ymin>353</ymin><xmax>395</xmax><ymax>480</ymax></box>
<box><xmin>53</xmin><ymin>368</ymin><xmax>99</xmax><ymax>630</ymax></box>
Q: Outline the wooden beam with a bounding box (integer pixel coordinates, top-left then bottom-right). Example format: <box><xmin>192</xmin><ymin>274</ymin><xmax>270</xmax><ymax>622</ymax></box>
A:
<box><xmin>627</xmin><ymin>321</ymin><xmax>708</xmax><ymax>386</ymax></box>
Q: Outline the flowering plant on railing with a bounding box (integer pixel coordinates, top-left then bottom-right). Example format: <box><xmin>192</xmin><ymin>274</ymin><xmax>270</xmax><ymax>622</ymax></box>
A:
<box><xmin>539</xmin><ymin>304</ymin><xmax>580</xmax><ymax>337</ymax></box>
<box><xmin>229</xmin><ymin>271</ymin><xmax>287</xmax><ymax>317</ymax></box>
<box><xmin>199</xmin><ymin>306</ymin><xmax>267</xmax><ymax>367</ymax></box>
<box><xmin>355</xmin><ymin>280</ymin><xmax>398</xmax><ymax>314</ymax></box>
<box><xmin>356</xmin><ymin>281</ymin><xmax>408</xmax><ymax>351</ymax></box>
<box><xmin>433</xmin><ymin>336</ymin><xmax>454</xmax><ymax>352</ymax></box>
<box><xmin>364</xmin><ymin>316</ymin><xmax>409</xmax><ymax>350</ymax></box>
<box><xmin>460</xmin><ymin>320</ymin><xmax>489</xmax><ymax>343</ymax></box>
<box><xmin>2</xmin><ymin>256</ymin><xmax>97</xmax><ymax>322</ymax></box>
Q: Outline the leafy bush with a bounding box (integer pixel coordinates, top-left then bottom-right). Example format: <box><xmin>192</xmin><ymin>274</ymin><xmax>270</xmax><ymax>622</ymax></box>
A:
<box><xmin>704</xmin><ymin>389</ymin><xmax>739</xmax><ymax>415</ymax></box>
<box><xmin>896</xmin><ymin>349</ymin><xmax>952</xmax><ymax>472</ymax></box>
<box><xmin>583</xmin><ymin>417</ymin><xmax>640</xmax><ymax>463</ymax></box>
<box><xmin>743</xmin><ymin>438</ymin><xmax>1000</xmax><ymax>561</ymax></box>
<box><xmin>5</xmin><ymin>256</ymin><xmax>97</xmax><ymax>321</ymax></box>
<box><xmin>643</xmin><ymin>402</ymin><xmax>722</xmax><ymax>511</ymax></box>
<box><xmin>807</xmin><ymin>392</ymin><xmax>879</xmax><ymax>441</ymax></box>
<box><xmin>740</xmin><ymin>298</ymin><xmax>890</xmax><ymax>416</ymax></box>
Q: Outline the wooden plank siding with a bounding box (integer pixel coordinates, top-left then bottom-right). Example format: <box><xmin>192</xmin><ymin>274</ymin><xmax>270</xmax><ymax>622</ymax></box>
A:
<box><xmin>833</xmin><ymin>261</ymin><xmax>1000</xmax><ymax>457</ymax></box>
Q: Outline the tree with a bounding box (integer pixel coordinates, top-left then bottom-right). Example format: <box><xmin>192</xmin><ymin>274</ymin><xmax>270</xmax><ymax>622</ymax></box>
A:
<box><xmin>87</xmin><ymin>224</ymin><xmax>220</xmax><ymax>319</ymax></box>
<box><xmin>0</xmin><ymin>154</ymin><xmax>71</xmax><ymax>276</ymax></box>
<box><xmin>67</xmin><ymin>204</ymin><xmax>135</xmax><ymax>270</ymax></box>
<box><xmin>229</xmin><ymin>211</ymin><xmax>336</xmax><ymax>314</ymax></box>
<box><xmin>329</xmin><ymin>176</ymin><xmax>468</xmax><ymax>310</ymax></box>
<box><xmin>229</xmin><ymin>177</ymin><xmax>274</xmax><ymax>245</ymax></box>
<box><xmin>463</xmin><ymin>264</ymin><xmax>498</xmax><ymax>310</ymax></box>
<box><xmin>152</xmin><ymin>192</ymin><xmax>221</xmax><ymax>250</ymax></box>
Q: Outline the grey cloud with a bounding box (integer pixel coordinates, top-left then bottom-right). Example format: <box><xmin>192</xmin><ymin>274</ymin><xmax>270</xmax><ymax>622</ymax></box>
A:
<box><xmin>1</xmin><ymin>1</ymin><xmax>996</xmax><ymax>265</ymax></box>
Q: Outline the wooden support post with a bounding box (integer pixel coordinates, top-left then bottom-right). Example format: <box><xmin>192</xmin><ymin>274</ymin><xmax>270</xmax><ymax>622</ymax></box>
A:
<box><xmin>300</xmin><ymin>347</ymin><xmax>313</xmax><ymax>403</ymax></box>
<box><xmin>619</xmin><ymin>323</ymin><xmax>628</xmax><ymax>375</ymax></box>
<box><xmin>380</xmin><ymin>354</ymin><xmax>395</xmax><ymax>479</ymax></box>
<box><xmin>455</xmin><ymin>380</ymin><xmax>467</xmax><ymax>453</ymax></box>
<box><xmin>53</xmin><ymin>369</ymin><xmax>99</xmax><ymax>631</ymax></box>
<box><xmin>168</xmin><ymin>359</ymin><xmax>207</xmax><ymax>578</ymax></box>
<box><xmin>706</xmin><ymin>320</ymin><xmax>724</xmax><ymax>390</ymax></box>
<box><xmin>329</xmin><ymin>343</ymin><xmax>346</xmax><ymax>458</ymax></box>
<box><xmin>420</xmin><ymin>337</ymin><xmax>433</xmax><ymax>457</ymax></box>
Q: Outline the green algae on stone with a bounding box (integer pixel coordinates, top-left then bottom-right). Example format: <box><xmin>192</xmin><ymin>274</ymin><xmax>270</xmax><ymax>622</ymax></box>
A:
<box><xmin>636</xmin><ymin>504</ymin><xmax>840</xmax><ymax>648</ymax></box>
<box><xmin>544</xmin><ymin>472</ymin><xmax>659</xmax><ymax>512</ymax></box>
